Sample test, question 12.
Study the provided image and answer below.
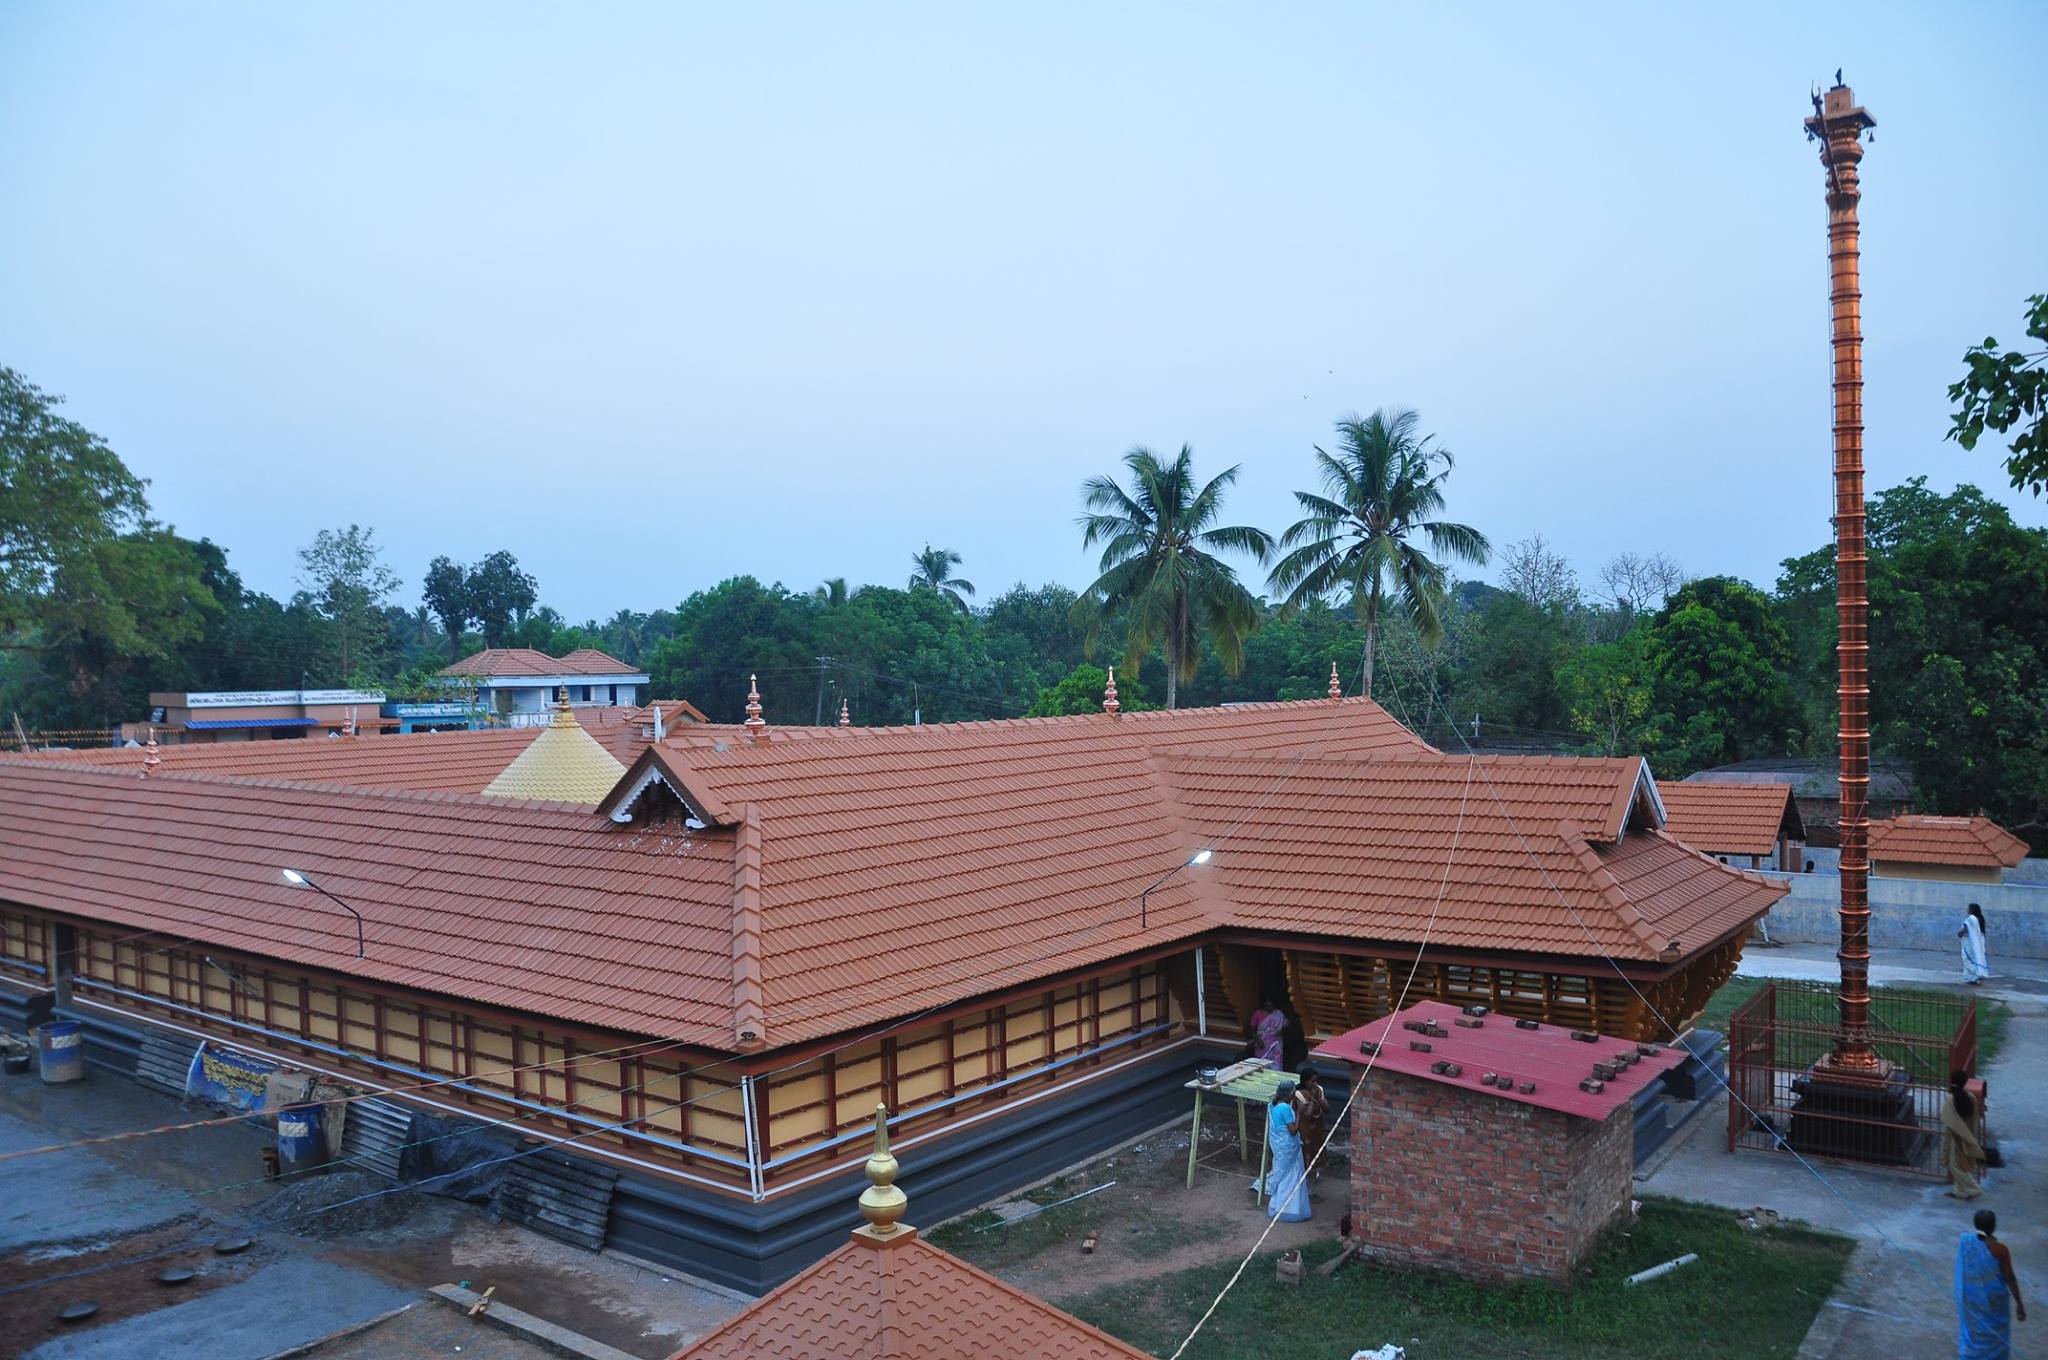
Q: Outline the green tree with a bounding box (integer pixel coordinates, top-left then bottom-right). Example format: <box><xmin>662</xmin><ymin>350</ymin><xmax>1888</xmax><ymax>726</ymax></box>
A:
<box><xmin>422</xmin><ymin>555</ymin><xmax>470</xmax><ymax>658</ymax></box>
<box><xmin>466</xmin><ymin>549</ymin><xmax>538</xmax><ymax>648</ymax></box>
<box><xmin>1559</xmin><ymin>623</ymin><xmax>1657</xmax><ymax>756</ymax></box>
<box><xmin>1073</xmin><ymin>445</ymin><xmax>1272</xmax><ymax>709</ymax></box>
<box><xmin>0</xmin><ymin>367</ymin><xmax>207</xmax><ymax>651</ymax></box>
<box><xmin>1268</xmin><ymin>409</ymin><xmax>1490</xmax><ymax>697</ymax></box>
<box><xmin>1025</xmin><ymin>663</ymin><xmax>1155</xmax><ymax>717</ymax></box>
<box><xmin>297</xmin><ymin>524</ymin><xmax>399</xmax><ymax>680</ymax></box>
<box><xmin>1859</xmin><ymin>479</ymin><xmax>2048</xmax><ymax>840</ymax></box>
<box><xmin>1641</xmin><ymin>577</ymin><xmax>1798</xmax><ymax>773</ymax></box>
<box><xmin>0</xmin><ymin>370</ymin><xmax>218</xmax><ymax>724</ymax></box>
<box><xmin>814</xmin><ymin>577</ymin><xmax>855</xmax><ymax>608</ymax></box>
<box><xmin>907</xmin><ymin>546</ymin><xmax>976</xmax><ymax>612</ymax></box>
<box><xmin>1947</xmin><ymin>293</ymin><xmax>2048</xmax><ymax>496</ymax></box>
<box><xmin>645</xmin><ymin>577</ymin><xmax>819</xmax><ymax>722</ymax></box>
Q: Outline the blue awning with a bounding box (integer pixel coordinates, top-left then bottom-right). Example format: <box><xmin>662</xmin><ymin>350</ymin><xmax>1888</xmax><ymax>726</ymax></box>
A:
<box><xmin>184</xmin><ymin>717</ymin><xmax>322</xmax><ymax>730</ymax></box>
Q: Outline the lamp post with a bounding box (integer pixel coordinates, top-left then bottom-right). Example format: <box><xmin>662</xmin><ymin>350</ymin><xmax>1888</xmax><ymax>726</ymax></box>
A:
<box><xmin>1139</xmin><ymin>849</ymin><xmax>1213</xmax><ymax>932</ymax></box>
<box><xmin>280</xmin><ymin>868</ymin><xmax>367</xmax><ymax>958</ymax></box>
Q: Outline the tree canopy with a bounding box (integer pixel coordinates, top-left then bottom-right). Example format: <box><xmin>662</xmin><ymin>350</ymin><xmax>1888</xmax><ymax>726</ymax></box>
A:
<box><xmin>1948</xmin><ymin>293</ymin><xmax>2048</xmax><ymax>497</ymax></box>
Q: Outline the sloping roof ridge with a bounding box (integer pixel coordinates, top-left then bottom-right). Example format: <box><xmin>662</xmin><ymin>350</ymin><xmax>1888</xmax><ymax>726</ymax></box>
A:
<box><xmin>892</xmin><ymin>1238</ymin><xmax>1153</xmax><ymax>1358</ymax></box>
<box><xmin>1561</xmin><ymin>818</ymin><xmax>1666</xmax><ymax>957</ymax></box>
<box><xmin>1143</xmin><ymin>753</ymin><xmax>1238</xmax><ymax>928</ymax></box>
<box><xmin>749</xmin><ymin>694</ymin><xmax>1391</xmax><ymax>741</ymax></box>
<box><xmin>731</xmin><ymin>804</ymin><xmax>767</xmax><ymax>1050</ymax></box>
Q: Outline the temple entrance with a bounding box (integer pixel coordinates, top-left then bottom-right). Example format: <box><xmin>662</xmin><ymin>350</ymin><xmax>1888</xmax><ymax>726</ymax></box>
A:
<box><xmin>1197</xmin><ymin>936</ymin><xmax>1746</xmax><ymax>1046</ymax></box>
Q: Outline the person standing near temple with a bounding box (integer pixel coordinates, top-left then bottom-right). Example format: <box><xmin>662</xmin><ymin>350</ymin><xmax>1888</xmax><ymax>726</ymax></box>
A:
<box><xmin>1957</xmin><ymin>1207</ymin><xmax>2026</xmax><ymax>1359</ymax></box>
<box><xmin>1248</xmin><ymin>993</ymin><xmax>1286</xmax><ymax>1066</ymax></box>
<box><xmin>1960</xmin><ymin>904</ymin><xmax>1992</xmax><ymax>985</ymax></box>
<box><xmin>1292</xmin><ymin>1069</ymin><xmax>1330</xmax><ymax>1181</ymax></box>
<box><xmin>1262</xmin><ymin>1082</ymin><xmax>1312</xmax><ymax>1223</ymax></box>
<box><xmin>1944</xmin><ymin>1071</ymin><xmax>1987</xmax><ymax>1201</ymax></box>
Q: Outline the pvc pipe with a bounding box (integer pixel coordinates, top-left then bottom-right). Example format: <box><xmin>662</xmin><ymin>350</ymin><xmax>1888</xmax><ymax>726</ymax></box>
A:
<box><xmin>1624</xmin><ymin>1253</ymin><xmax>1698</xmax><ymax>1286</ymax></box>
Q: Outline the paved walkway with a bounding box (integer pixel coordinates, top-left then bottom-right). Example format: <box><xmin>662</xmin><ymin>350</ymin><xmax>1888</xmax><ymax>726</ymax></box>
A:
<box><xmin>1640</xmin><ymin>941</ymin><xmax>2046</xmax><ymax>1359</ymax></box>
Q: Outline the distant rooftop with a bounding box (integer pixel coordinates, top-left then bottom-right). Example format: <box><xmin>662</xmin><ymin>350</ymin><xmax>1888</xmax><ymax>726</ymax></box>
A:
<box><xmin>1683</xmin><ymin>756</ymin><xmax>1913</xmax><ymax>803</ymax></box>
<box><xmin>1870</xmin><ymin>815</ymin><xmax>2029</xmax><ymax>870</ymax></box>
<box><xmin>440</xmin><ymin>647</ymin><xmax>645</xmax><ymax>679</ymax></box>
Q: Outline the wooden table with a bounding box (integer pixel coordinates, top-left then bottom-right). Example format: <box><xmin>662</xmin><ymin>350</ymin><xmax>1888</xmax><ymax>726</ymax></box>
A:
<box><xmin>1183</xmin><ymin>1059</ymin><xmax>1294</xmax><ymax>1202</ymax></box>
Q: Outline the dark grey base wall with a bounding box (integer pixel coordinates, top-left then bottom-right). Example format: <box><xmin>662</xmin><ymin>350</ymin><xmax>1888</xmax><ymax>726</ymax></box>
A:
<box><xmin>0</xmin><ymin>982</ymin><xmax>1238</xmax><ymax>1297</ymax></box>
<box><xmin>609</xmin><ymin>1037</ymin><xmax>1239</xmax><ymax>1294</ymax></box>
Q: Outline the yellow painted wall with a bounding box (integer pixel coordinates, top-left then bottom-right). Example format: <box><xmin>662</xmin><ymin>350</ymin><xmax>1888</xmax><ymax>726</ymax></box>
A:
<box><xmin>1873</xmin><ymin>860</ymin><xmax>2002</xmax><ymax>884</ymax></box>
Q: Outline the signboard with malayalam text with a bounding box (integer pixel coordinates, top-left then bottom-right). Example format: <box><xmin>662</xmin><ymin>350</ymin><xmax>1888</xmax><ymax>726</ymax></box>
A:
<box><xmin>178</xmin><ymin>689</ymin><xmax>386</xmax><ymax>709</ymax></box>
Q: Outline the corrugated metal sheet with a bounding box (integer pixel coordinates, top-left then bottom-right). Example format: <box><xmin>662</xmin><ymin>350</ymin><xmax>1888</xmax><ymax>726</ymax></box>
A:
<box><xmin>135</xmin><ymin>1029</ymin><xmax>201</xmax><ymax>1096</ymax></box>
<box><xmin>340</xmin><ymin>1097</ymin><xmax>413</xmax><ymax>1180</ymax></box>
<box><xmin>497</xmin><ymin>1147</ymin><xmax>619</xmax><ymax>1251</ymax></box>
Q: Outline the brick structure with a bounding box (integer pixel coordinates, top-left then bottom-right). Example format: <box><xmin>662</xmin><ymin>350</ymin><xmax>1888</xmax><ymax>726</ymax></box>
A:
<box><xmin>1317</xmin><ymin>1001</ymin><xmax>1683</xmax><ymax>1286</ymax></box>
<box><xmin>1348</xmin><ymin>1067</ymin><xmax>1631</xmax><ymax>1283</ymax></box>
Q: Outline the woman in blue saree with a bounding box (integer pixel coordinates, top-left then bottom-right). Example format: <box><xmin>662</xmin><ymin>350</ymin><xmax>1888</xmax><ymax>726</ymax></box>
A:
<box><xmin>1958</xmin><ymin>1208</ymin><xmax>2027</xmax><ymax>1359</ymax></box>
<box><xmin>1264</xmin><ymin>1082</ymin><xmax>1312</xmax><ymax>1223</ymax></box>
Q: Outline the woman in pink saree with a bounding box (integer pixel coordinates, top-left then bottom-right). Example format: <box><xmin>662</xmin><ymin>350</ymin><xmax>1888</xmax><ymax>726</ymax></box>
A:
<box><xmin>1249</xmin><ymin>994</ymin><xmax>1286</xmax><ymax>1065</ymax></box>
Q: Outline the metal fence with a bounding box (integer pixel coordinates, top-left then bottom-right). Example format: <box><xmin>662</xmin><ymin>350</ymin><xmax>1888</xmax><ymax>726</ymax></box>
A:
<box><xmin>1726</xmin><ymin>978</ymin><xmax>1976</xmax><ymax>1176</ymax></box>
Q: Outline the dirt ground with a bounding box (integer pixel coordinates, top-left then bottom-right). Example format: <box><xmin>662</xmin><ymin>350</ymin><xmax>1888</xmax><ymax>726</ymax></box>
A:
<box><xmin>0</xmin><ymin>1070</ymin><xmax>740</xmax><ymax>1360</ymax></box>
<box><xmin>927</xmin><ymin>1106</ymin><xmax>1345</xmax><ymax>1306</ymax></box>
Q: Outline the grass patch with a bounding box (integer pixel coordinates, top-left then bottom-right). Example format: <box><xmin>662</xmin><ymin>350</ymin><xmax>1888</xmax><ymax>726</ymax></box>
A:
<box><xmin>1697</xmin><ymin>977</ymin><xmax>2009</xmax><ymax>1071</ymax></box>
<box><xmin>928</xmin><ymin>1172</ymin><xmax>1189</xmax><ymax>1268</ymax></box>
<box><xmin>1065</xmin><ymin>1196</ymin><xmax>1852</xmax><ymax>1360</ymax></box>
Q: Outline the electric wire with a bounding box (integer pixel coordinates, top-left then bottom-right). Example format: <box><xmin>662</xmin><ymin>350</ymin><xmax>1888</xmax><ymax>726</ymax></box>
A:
<box><xmin>1393</xmin><ymin>664</ymin><xmax>2024</xmax><ymax>1354</ymax></box>
<box><xmin>1166</xmin><ymin>756</ymin><xmax>1477</xmax><ymax>1360</ymax></box>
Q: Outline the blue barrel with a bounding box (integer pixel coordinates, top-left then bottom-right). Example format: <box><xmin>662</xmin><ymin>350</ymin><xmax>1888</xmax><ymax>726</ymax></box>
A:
<box><xmin>277</xmin><ymin>1103</ymin><xmax>328</xmax><ymax>1174</ymax></box>
<box><xmin>35</xmin><ymin>1020</ymin><xmax>85</xmax><ymax>1084</ymax></box>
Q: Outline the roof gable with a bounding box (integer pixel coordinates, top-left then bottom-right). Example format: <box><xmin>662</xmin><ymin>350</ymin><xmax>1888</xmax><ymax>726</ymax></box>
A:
<box><xmin>1870</xmin><ymin>815</ymin><xmax>2029</xmax><ymax>869</ymax></box>
<box><xmin>670</xmin><ymin>1234</ymin><xmax>1150</xmax><ymax>1360</ymax></box>
<box><xmin>1658</xmin><ymin>782</ymin><xmax>1804</xmax><ymax>857</ymax></box>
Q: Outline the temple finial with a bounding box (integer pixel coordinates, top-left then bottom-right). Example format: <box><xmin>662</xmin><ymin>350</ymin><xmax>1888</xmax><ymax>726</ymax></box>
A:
<box><xmin>141</xmin><ymin>726</ymin><xmax>160</xmax><ymax>779</ymax></box>
<box><xmin>855</xmin><ymin>1103</ymin><xmax>908</xmax><ymax>1239</ymax></box>
<box><xmin>838</xmin><ymin>697</ymin><xmax>851</xmax><ymax>729</ymax></box>
<box><xmin>743</xmin><ymin>675</ymin><xmax>765</xmax><ymax>733</ymax></box>
<box><xmin>1328</xmin><ymin>662</ymin><xmax>1342</xmax><ymax>701</ymax></box>
<box><xmin>1103</xmin><ymin>666</ymin><xmax>1120</xmax><ymax>717</ymax></box>
<box><xmin>550</xmin><ymin>686</ymin><xmax>577</xmax><ymax>728</ymax></box>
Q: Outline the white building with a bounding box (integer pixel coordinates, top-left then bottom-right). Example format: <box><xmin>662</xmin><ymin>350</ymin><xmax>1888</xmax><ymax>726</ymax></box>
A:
<box><xmin>437</xmin><ymin>648</ymin><xmax>649</xmax><ymax>728</ymax></box>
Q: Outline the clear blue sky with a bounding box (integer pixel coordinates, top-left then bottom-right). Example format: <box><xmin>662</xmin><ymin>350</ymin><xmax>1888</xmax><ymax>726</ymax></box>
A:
<box><xmin>3</xmin><ymin>3</ymin><xmax>2043</xmax><ymax>621</ymax></box>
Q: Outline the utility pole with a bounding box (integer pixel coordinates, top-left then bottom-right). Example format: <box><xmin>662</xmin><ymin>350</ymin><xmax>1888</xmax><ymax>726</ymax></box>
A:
<box><xmin>814</xmin><ymin>657</ymin><xmax>833</xmax><ymax>726</ymax></box>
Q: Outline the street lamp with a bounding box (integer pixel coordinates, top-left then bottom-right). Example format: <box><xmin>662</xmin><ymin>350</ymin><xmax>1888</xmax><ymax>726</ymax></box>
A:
<box><xmin>1139</xmin><ymin>849</ymin><xmax>1214</xmax><ymax>932</ymax></box>
<box><xmin>280</xmin><ymin>868</ymin><xmax>366</xmax><ymax>958</ymax></box>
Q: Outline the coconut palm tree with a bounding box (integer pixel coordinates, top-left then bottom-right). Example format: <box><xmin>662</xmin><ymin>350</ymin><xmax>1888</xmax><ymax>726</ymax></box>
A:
<box><xmin>813</xmin><ymin>577</ymin><xmax>855</xmax><ymax>607</ymax></box>
<box><xmin>1072</xmin><ymin>445</ymin><xmax>1273</xmax><ymax>709</ymax></box>
<box><xmin>1268</xmin><ymin>409</ymin><xmax>1490</xmax><ymax>697</ymax></box>
<box><xmin>907</xmin><ymin>547</ymin><xmax>975</xmax><ymax>612</ymax></box>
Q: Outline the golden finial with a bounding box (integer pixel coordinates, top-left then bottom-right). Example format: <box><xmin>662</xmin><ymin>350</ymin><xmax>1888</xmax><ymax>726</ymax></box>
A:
<box><xmin>856</xmin><ymin>1103</ymin><xmax>907</xmax><ymax>1238</ymax></box>
<box><xmin>838</xmin><ymin>697</ymin><xmax>851</xmax><ymax>728</ymax></box>
<box><xmin>743</xmin><ymin>675</ymin><xmax>765</xmax><ymax>732</ymax></box>
<box><xmin>1328</xmin><ymin>662</ymin><xmax>1342</xmax><ymax>701</ymax></box>
<box><xmin>550</xmin><ymin>686</ymin><xmax>577</xmax><ymax>728</ymax></box>
<box><xmin>141</xmin><ymin>726</ymin><xmax>160</xmax><ymax>778</ymax></box>
<box><xmin>1103</xmin><ymin>666</ymin><xmax>1120</xmax><ymax>717</ymax></box>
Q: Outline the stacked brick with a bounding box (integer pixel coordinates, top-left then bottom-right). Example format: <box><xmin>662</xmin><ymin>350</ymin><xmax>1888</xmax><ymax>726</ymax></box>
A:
<box><xmin>1348</xmin><ymin>1066</ymin><xmax>1631</xmax><ymax>1285</ymax></box>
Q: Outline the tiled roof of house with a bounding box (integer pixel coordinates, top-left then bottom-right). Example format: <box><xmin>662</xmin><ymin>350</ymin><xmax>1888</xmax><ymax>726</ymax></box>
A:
<box><xmin>0</xmin><ymin>697</ymin><xmax>1783</xmax><ymax>1050</ymax></box>
<box><xmin>440</xmin><ymin>647</ymin><xmax>643</xmax><ymax>678</ymax></box>
<box><xmin>15</xmin><ymin>728</ymin><xmax>561</xmax><ymax>792</ymax></box>
<box><xmin>480</xmin><ymin>702</ymin><xmax>629</xmax><ymax>804</ymax></box>
<box><xmin>0</xmin><ymin>762</ymin><xmax>735</xmax><ymax>1039</ymax></box>
<box><xmin>1160</xmin><ymin>752</ymin><xmax>1762</xmax><ymax>961</ymax></box>
<box><xmin>669</xmin><ymin>1233</ymin><xmax>1150</xmax><ymax>1360</ymax></box>
<box><xmin>1658</xmin><ymin>782</ymin><xmax>1804</xmax><ymax>858</ymax></box>
<box><xmin>1869</xmin><ymin>815</ymin><xmax>2029</xmax><ymax>869</ymax></box>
